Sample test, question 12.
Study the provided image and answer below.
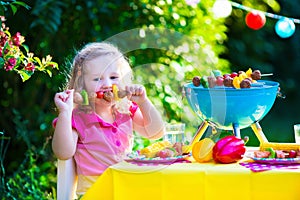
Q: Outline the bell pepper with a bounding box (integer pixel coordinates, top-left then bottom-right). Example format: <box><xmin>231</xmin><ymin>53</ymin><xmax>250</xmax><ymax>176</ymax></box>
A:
<box><xmin>80</xmin><ymin>89</ymin><xmax>89</xmax><ymax>105</ymax></box>
<box><xmin>200</xmin><ymin>76</ymin><xmax>208</xmax><ymax>88</ymax></box>
<box><xmin>212</xmin><ymin>135</ymin><xmax>246</xmax><ymax>164</ymax></box>
<box><xmin>112</xmin><ymin>84</ymin><xmax>120</xmax><ymax>101</ymax></box>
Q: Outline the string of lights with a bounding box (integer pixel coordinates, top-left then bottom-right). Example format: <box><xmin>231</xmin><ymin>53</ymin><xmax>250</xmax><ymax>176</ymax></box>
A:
<box><xmin>210</xmin><ymin>0</ymin><xmax>298</xmax><ymax>38</ymax></box>
<box><xmin>185</xmin><ymin>0</ymin><xmax>299</xmax><ymax>38</ymax></box>
<box><xmin>230</xmin><ymin>1</ymin><xmax>300</xmax><ymax>24</ymax></box>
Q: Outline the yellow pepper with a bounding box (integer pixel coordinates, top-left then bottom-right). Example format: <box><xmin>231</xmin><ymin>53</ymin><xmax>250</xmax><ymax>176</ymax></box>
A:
<box><xmin>112</xmin><ymin>84</ymin><xmax>119</xmax><ymax>101</ymax></box>
<box><xmin>238</xmin><ymin>71</ymin><xmax>247</xmax><ymax>81</ymax></box>
<box><xmin>245</xmin><ymin>68</ymin><xmax>252</xmax><ymax>77</ymax></box>
<box><xmin>232</xmin><ymin>76</ymin><xmax>241</xmax><ymax>89</ymax></box>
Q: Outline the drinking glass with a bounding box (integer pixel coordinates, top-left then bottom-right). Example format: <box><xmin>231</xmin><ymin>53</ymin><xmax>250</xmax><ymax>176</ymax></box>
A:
<box><xmin>163</xmin><ymin>123</ymin><xmax>186</xmax><ymax>144</ymax></box>
<box><xmin>294</xmin><ymin>124</ymin><xmax>300</xmax><ymax>143</ymax></box>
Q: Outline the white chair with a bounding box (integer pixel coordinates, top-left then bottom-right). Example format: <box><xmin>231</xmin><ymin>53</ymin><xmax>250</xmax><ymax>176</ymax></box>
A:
<box><xmin>57</xmin><ymin>158</ymin><xmax>78</xmax><ymax>200</ymax></box>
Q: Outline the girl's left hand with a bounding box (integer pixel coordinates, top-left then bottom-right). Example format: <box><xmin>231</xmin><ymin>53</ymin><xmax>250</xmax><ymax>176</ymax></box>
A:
<box><xmin>125</xmin><ymin>85</ymin><xmax>147</xmax><ymax>105</ymax></box>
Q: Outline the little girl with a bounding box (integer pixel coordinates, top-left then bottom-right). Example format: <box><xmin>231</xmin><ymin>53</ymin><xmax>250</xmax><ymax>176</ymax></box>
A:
<box><xmin>52</xmin><ymin>42</ymin><xmax>164</xmax><ymax>195</ymax></box>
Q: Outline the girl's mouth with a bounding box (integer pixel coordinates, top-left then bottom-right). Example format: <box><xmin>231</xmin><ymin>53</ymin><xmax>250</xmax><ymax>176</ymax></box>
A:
<box><xmin>96</xmin><ymin>88</ymin><xmax>129</xmax><ymax>102</ymax></box>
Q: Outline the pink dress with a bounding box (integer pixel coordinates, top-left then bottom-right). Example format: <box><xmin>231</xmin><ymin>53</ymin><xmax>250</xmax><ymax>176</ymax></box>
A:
<box><xmin>53</xmin><ymin>103</ymin><xmax>138</xmax><ymax>194</ymax></box>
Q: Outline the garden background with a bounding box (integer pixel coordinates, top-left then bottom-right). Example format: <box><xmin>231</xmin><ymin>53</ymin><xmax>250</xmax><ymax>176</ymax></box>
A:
<box><xmin>1</xmin><ymin>0</ymin><xmax>300</xmax><ymax>199</ymax></box>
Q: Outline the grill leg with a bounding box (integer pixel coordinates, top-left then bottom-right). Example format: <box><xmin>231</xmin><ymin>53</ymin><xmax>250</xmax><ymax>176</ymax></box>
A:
<box><xmin>232</xmin><ymin>123</ymin><xmax>241</xmax><ymax>138</ymax></box>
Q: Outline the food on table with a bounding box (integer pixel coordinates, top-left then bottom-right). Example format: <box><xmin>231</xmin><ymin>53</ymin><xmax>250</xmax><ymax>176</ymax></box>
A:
<box><xmin>253</xmin><ymin>147</ymin><xmax>300</xmax><ymax>159</ymax></box>
<box><xmin>192</xmin><ymin>76</ymin><xmax>201</xmax><ymax>87</ymax></box>
<box><xmin>182</xmin><ymin>144</ymin><xmax>191</xmax><ymax>154</ymax></box>
<box><xmin>232</xmin><ymin>76</ymin><xmax>241</xmax><ymax>89</ymax></box>
<box><xmin>140</xmin><ymin>141</ymin><xmax>173</xmax><ymax>158</ymax></box>
<box><xmin>230</xmin><ymin>72</ymin><xmax>238</xmax><ymax>78</ymax></box>
<box><xmin>260</xmin><ymin>142</ymin><xmax>300</xmax><ymax>151</ymax></box>
<box><xmin>207</xmin><ymin>76</ymin><xmax>216</xmax><ymax>88</ymax></box>
<box><xmin>212</xmin><ymin>69</ymin><xmax>222</xmax><ymax>77</ymax></box>
<box><xmin>139</xmin><ymin>141</ymin><xmax>188</xmax><ymax>158</ymax></box>
<box><xmin>200</xmin><ymin>76</ymin><xmax>209</xmax><ymax>88</ymax></box>
<box><xmin>173</xmin><ymin>142</ymin><xmax>183</xmax><ymax>156</ymax></box>
<box><xmin>223</xmin><ymin>76</ymin><xmax>233</xmax><ymax>87</ymax></box>
<box><xmin>251</xmin><ymin>69</ymin><xmax>261</xmax><ymax>80</ymax></box>
<box><xmin>155</xmin><ymin>142</ymin><xmax>184</xmax><ymax>158</ymax></box>
<box><xmin>191</xmin><ymin>68</ymin><xmax>266</xmax><ymax>89</ymax></box>
<box><xmin>240</xmin><ymin>78</ymin><xmax>252</xmax><ymax>88</ymax></box>
<box><xmin>156</xmin><ymin>147</ymin><xmax>178</xmax><ymax>158</ymax></box>
<box><xmin>288</xmin><ymin>150</ymin><xmax>298</xmax><ymax>158</ymax></box>
<box><xmin>212</xmin><ymin>135</ymin><xmax>246</xmax><ymax>164</ymax></box>
<box><xmin>192</xmin><ymin>138</ymin><xmax>215</xmax><ymax>163</ymax></box>
<box><xmin>266</xmin><ymin>147</ymin><xmax>276</xmax><ymax>158</ymax></box>
<box><xmin>215</xmin><ymin>76</ymin><xmax>224</xmax><ymax>86</ymax></box>
<box><xmin>253</xmin><ymin>150</ymin><xmax>271</xmax><ymax>158</ymax></box>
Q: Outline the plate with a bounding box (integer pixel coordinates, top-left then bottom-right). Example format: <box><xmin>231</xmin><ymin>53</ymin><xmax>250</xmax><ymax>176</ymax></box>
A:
<box><xmin>245</xmin><ymin>152</ymin><xmax>300</xmax><ymax>165</ymax></box>
<box><xmin>125</xmin><ymin>154</ymin><xmax>190</xmax><ymax>164</ymax></box>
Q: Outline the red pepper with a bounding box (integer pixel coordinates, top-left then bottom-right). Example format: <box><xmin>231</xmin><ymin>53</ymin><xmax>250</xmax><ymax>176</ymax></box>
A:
<box><xmin>212</xmin><ymin>135</ymin><xmax>246</xmax><ymax>164</ymax></box>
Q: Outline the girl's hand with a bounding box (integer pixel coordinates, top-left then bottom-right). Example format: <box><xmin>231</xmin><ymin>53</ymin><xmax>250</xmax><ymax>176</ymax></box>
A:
<box><xmin>54</xmin><ymin>89</ymin><xmax>74</xmax><ymax>112</ymax></box>
<box><xmin>125</xmin><ymin>85</ymin><xmax>147</xmax><ymax>105</ymax></box>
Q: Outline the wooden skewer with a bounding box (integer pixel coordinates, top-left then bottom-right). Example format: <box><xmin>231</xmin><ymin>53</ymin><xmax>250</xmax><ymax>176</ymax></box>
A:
<box><xmin>260</xmin><ymin>73</ymin><xmax>273</xmax><ymax>77</ymax></box>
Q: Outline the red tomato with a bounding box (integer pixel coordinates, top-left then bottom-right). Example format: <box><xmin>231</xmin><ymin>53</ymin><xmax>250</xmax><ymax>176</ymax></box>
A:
<box><xmin>230</xmin><ymin>72</ymin><xmax>238</xmax><ymax>78</ymax></box>
<box><xmin>96</xmin><ymin>91</ymin><xmax>104</xmax><ymax>99</ymax></box>
<box><xmin>288</xmin><ymin>150</ymin><xmax>297</xmax><ymax>158</ymax></box>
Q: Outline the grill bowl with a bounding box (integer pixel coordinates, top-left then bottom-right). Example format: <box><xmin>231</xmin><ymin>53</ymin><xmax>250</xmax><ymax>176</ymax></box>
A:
<box><xmin>183</xmin><ymin>80</ymin><xmax>279</xmax><ymax>130</ymax></box>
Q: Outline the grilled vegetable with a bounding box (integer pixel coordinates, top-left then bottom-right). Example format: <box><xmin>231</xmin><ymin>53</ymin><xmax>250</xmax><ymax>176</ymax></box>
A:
<box><xmin>140</xmin><ymin>141</ymin><xmax>172</xmax><ymax>158</ymax></box>
<box><xmin>200</xmin><ymin>76</ymin><xmax>208</xmax><ymax>88</ymax></box>
<box><xmin>96</xmin><ymin>85</ymin><xmax>130</xmax><ymax>102</ymax></box>
<box><xmin>112</xmin><ymin>84</ymin><xmax>119</xmax><ymax>101</ymax></box>
<box><xmin>265</xmin><ymin>147</ymin><xmax>276</xmax><ymax>158</ymax></box>
<box><xmin>80</xmin><ymin>90</ymin><xmax>89</xmax><ymax>105</ymax></box>
<box><xmin>213</xmin><ymin>135</ymin><xmax>246</xmax><ymax>164</ymax></box>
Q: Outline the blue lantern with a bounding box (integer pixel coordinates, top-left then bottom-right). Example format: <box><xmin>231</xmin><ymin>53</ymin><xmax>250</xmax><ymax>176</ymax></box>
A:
<box><xmin>275</xmin><ymin>18</ymin><xmax>296</xmax><ymax>38</ymax></box>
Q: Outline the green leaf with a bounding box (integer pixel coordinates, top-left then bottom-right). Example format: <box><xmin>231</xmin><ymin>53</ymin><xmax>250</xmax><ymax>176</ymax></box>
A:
<box><xmin>10</xmin><ymin>4</ymin><xmax>17</xmax><ymax>15</ymax></box>
<box><xmin>33</xmin><ymin>56</ymin><xmax>42</xmax><ymax>66</ymax></box>
<box><xmin>46</xmin><ymin>69</ymin><xmax>52</xmax><ymax>77</ymax></box>
<box><xmin>0</xmin><ymin>6</ymin><xmax>5</xmax><ymax>16</ymax></box>
<box><xmin>22</xmin><ymin>44</ymin><xmax>29</xmax><ymax>53</ymax></box>
<box><xmin>12</xmin><ymin>1</ymin><xmax>31</xmax><ymax>10</ymax></box>
<box><xmin>18</xmin><ymin>69</ymin><xmax>33</xmax><ymax>82</ymax></box>
<box><xmin>0</xmin><ymin>57</ymin><xmax>4</xmax><ymax>69</ymax></box>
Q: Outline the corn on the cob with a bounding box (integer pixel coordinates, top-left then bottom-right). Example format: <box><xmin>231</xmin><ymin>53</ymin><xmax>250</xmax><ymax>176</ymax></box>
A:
<box><xmin>140</xmin><ymin>141</ymin><xmax>172</xmax><ymax>158</ymax></box>
<box><xmin>260</xmin><ymin>142</ymin><xmax>300</xmax><ymax>151</ymax></box>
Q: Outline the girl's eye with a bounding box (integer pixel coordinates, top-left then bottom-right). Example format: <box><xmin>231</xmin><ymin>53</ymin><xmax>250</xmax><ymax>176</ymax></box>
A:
<box><xmin>111</xmin><ymin>76</ymin><xmax>119</xmax><ymax>80</ymax></box>
<box><xmin>93</xmin><ymin>78</ymin><xmax>101</xmax><ymax>81</ymax></box>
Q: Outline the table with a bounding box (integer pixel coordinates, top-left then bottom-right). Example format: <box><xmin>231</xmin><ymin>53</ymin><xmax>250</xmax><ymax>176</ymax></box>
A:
<box><xmin>82</xmin><ymin>148</ymin><xmax>300</xmax><ymax>200</ymax></box>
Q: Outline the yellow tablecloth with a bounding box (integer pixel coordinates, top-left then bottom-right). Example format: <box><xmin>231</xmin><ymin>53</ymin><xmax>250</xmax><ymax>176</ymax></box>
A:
<box><xmin>82</xmin><ymin>151</ymin><xmax>300</xmax><ymax>200</ymax></box>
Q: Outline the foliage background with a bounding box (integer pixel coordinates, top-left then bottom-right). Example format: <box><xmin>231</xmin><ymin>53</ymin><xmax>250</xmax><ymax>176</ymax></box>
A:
<box><xmin>1</xmin><ymin>0</ymin><xmax>299</xmax><ymax>198</ymax></box>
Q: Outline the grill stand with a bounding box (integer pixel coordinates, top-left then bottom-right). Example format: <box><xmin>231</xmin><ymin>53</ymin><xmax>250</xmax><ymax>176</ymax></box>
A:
<box><xmin>185</xmin><ymin>121</ymin><xmax>300</xmax><ymax>154</ymax></box>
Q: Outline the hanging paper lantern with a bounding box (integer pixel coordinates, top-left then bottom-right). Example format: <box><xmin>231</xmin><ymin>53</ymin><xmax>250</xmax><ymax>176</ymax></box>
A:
<box><xmin>275</xmin><ymin>18</ymin><xmax>295</xmax><ymax>38</ymax></box>
<box><xmin>212</xmin><ymin>0</ymin><xmax>232</xmax><ymax>18</ymax></box>
<box><xmin>245</xmin><ymin>11</ymin><xmax>266</xmax><ymax>30</ymax></box>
